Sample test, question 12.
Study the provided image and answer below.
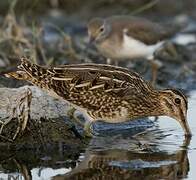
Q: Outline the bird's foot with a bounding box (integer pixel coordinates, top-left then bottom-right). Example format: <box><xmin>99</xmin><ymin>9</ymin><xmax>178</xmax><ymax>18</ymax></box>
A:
<box><xmin>67</xmin><ymin>125</ymin><xmax>90</xmax><ymax>145</ymax></box>
<box><xmin>83</xmin><ymin>121</ymin><xmax>94</xmax><ymax>138</ymax></box>
<box><xmin>67</xmin><ymin>107</ymin><xmax>84</xmax><ymax>127</ymax></box>
<box><xmin>68</xmin><ymin>125</ymin><xmax>83</xmax><ymax>139</ymax></box>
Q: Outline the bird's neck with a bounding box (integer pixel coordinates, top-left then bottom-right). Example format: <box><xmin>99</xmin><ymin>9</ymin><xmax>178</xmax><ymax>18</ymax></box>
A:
<box><xmin>127</xmin><ymin>92</ymin><xmax>165</xmax><ymax>119</ymax></box>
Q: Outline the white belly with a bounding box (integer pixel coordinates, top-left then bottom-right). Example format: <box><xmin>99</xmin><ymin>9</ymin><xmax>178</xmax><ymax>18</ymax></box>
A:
<box><xmin>118</xmin><ymin>34</ymin><xmax>163</xmax><ymax>59</ymax></box>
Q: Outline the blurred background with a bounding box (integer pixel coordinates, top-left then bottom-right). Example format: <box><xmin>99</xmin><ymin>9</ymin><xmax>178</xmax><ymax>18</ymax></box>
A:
<box><xmin>0</xmin><ymin>0</ymin><xmax>196</xmax><ymax>179</ymax></box>
<box><xmin>0</xmin><ymin>0</ymin><xmax>196</xmax><ymax>89</ymax></box>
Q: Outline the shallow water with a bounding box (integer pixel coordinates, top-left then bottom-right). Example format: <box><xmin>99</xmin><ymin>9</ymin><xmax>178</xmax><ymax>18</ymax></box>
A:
<box><xmin>0</xmin><ymin>91</ymin><xmax>195</xmax><ymax>179</ymax></box>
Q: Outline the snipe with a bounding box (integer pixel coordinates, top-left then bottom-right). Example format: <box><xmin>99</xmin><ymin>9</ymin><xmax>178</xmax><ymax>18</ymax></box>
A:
<box><xmin>5</xmin><ymin>58</ymin><xmax>192</xmax><ymax>137</ymax></box>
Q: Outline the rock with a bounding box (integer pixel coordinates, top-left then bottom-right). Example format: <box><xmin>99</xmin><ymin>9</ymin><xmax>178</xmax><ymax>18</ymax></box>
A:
<box><xmin>0</xmin><ymin>58</ymin><xmax>7</xmax><ymax>67</ymax></box>
<box><xmin>0</xmin><ymin>85</ymin><xmax>71</xmax><ymax>120</ymax></box>
<box><xmin>0</xmin><ymin>85</ymin><xmax>86</xmax><ymax>147</ymax></box>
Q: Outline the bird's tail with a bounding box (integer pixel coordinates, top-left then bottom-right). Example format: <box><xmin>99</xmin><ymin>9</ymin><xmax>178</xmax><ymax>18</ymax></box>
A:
<box><xmin>4</xmin><ymin>57</ymin><xmax>71</xmax><ymax>99</ymax></box>
<box><xmin>4</xmin><ymin>57</ymin><xmax>48</xmax><ymax>85</ymax></box>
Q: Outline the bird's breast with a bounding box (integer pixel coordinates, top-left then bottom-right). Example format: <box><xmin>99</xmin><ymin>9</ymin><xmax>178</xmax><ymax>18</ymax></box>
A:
<box><xmin>120</xmin><ymin>34</ymin><xmax>163</xmax><ymax>59</ymax></box>
<box><xmin>102</xmin><ymin>106</ymin><xmax>130</xmax><ymax>123</ymax></box>
<box><xmin>93</xmin><ymin>103</ymin><xmax>131</xmax><ymax>123</ymax></box>
<box><xmin>95</xmin><ymin>35</ymin><xmax>124</xmax><ymax>59</ymax></box>
<box><xmin>96</xmin><ymin>34</ymin><xmax>163</xmax><ymax>59</ymax></box>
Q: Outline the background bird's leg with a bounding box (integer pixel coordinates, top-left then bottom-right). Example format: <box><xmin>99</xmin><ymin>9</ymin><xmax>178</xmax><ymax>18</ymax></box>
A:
<box><xmin>147</xmin><ymin>56</ymin><xmax>162</xmax><ymax>87</ymax></box>
<box><xmin>150</xmin><ymin>60</ymin><xmax>158</xmax><ymax>86</ymax></box>
<box><xmin>114</xmin><ymin>60</ymin><xmax>119</xmax><ymax>66</ymax></box>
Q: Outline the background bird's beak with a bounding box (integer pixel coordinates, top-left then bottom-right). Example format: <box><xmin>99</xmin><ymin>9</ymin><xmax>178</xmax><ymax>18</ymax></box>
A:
<box><xmin>85</xmin><ymin>36</ymin><xmax>95</xmax><ymax>52</ymax></box>
<box><xmin>88</xmin><ymin>36</ymin><xmax>95</xmax><ymax>44</ymax></box>
<box><xmin>179</xmin><ymin>116</ymin><xmax>192</xmax><ymax>137</ymax></box>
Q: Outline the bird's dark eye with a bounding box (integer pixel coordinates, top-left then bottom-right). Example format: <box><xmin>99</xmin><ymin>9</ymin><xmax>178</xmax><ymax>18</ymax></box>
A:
<box><xmin>175</xmin><ymin>98</ymin><xmax>181</xmax><ymax>105</ymax></box>
<box><xmin>100</xmin><ymin>27</ymin><xmax>104</xmax><ymax>32</ymax></box>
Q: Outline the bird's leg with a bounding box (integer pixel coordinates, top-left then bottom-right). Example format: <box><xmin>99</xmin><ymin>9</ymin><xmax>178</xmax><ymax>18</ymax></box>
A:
<box><xmin>67</xmin><ymin>108</ymin><xmax>95</xmax><ymax>139</ymax></box>
<box><xmin>154</xmin><ymin>116</ymin><xmax>159</xmax><ymax>121</ymax></box>
<box><xmin>67</xmin><ymin>107</ymin><xmax>84</xmax><ymax>127</ymax></box>
<box><xmin>150</xmin><ymin>60</ymin><xmax>158</xmax><ymax>87</ymax></box>
<box><xmin>84</xmin><ymin>120</ymin><xmax>94</xmax><ymax>138</ymax></box>
<box><xmin>106</xmin><ymin>58</ymin><xmax>119</xmax><ymax>66</ymax></box>
<box><xmin>67</xmin><ymin>107</ymin><xmax>86</xmax><ymax>139</ymax></box>
<box><xmin>114</xmin><ymin>60</ymin><xmax>119</xmax><ymax>66</ymax></box>
<box><xmin>68</xmin><ymin>125</ymin><xmax>83</xmax><ymax>139</ymax></box>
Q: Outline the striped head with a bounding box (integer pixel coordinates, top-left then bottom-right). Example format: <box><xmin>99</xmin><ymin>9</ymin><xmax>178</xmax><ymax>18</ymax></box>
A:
<box><xmin>159</xmin><ymin>89</ymin><xmax>191</xmax><ymax>136</ymax></box>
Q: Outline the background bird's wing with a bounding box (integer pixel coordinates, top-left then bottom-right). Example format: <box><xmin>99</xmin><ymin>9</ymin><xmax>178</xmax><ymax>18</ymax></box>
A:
<box><xmin>108</xmin><ymin>16</ymin><xmax>178</xmax><ymax>45</ymax></box>
<box><xmin>125</xmin><ymin>21</ymin><xmax>177</xmax><ymax>45</ymax></box>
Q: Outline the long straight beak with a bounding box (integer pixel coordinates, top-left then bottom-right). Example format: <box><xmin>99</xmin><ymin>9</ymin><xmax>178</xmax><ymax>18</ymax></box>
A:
<box><xmin>179</xmin><ymin>117</ymin><xmax>192</xmax><ymax>137</ymax></box>
<box><xmin>88</xmin><ymin>36</ymin><xmax>95</xmax><ymax>45</ymax></box>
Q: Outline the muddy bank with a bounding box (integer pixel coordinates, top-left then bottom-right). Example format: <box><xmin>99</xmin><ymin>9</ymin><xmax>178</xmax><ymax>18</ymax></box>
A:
<box><xmin>0</xmin><ymin>86</ymin><xmax>69</xmax><ymax>120</ymax></box>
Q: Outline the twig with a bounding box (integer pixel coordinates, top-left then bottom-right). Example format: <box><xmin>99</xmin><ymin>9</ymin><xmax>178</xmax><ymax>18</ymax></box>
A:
<box><xmin>0</xmin><ymin>134</ymin><xmax>14</xmax><ymax>143</ymax></box>
<box><xmin>45</xmin><ymin>23</ymin><xmax>76</xmax><ymax>55</ymax></box>
<box><xmin>9</xmin><ymin>0</ymin><xmax>18</xmax><ymax>15</ymax></box>
<box><xmin>131</xmin><ymin>0</ymin><xmax>160</xmax><ymax>15</ymax></box>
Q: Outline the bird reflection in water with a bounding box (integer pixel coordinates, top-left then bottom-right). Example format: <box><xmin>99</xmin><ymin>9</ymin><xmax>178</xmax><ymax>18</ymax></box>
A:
<box><xmin>54</xmin><ymin>136</ymin><xmax>190</xmax><ymax>180</ymax></box>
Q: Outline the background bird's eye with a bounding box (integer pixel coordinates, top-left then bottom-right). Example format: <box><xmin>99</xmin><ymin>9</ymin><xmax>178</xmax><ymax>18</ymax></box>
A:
<box><xmin>99</xmin><ymin>27</ymin><xmax>104</xmax><ymax>32</ymax></box>
<box><xmin>175</xmin><ymin>98</ymin><xmax>181</xmax><ymax>105</ymax></box>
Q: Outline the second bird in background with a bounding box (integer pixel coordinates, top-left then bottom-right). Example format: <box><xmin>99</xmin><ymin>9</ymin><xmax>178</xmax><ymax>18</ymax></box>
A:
<box><xmin>87</xmin><ymin>15</ymin><xmax>184</xmax><ymax>84</ymax></box>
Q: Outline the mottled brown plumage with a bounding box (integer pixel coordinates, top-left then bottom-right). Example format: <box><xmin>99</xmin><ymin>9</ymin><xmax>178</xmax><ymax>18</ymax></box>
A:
<box><xmin>5</xmin><ymin>58</ymin><xmax>191</xmax><ymax>137</ymax></box>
